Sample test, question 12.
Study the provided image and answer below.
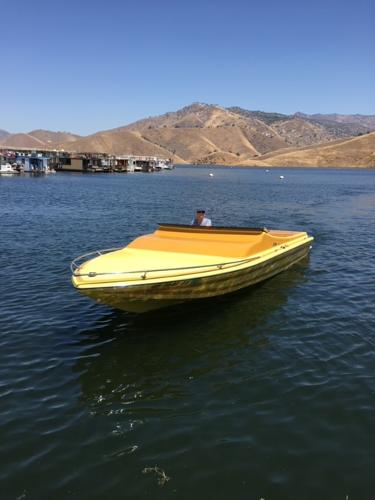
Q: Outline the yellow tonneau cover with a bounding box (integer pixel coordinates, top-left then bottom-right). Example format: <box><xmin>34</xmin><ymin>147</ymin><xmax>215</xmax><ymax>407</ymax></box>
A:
<box><xmin>127</xmin><ymin>224</ymin><xmax>306</xmax><ymax>259</ymax></box>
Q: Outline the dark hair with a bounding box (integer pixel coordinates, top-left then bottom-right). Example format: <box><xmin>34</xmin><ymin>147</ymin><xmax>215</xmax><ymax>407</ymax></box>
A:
<box><xmin>196</xmin><ymin>210</ymin><xmax>205</xmax><ymax>214</ymax></box>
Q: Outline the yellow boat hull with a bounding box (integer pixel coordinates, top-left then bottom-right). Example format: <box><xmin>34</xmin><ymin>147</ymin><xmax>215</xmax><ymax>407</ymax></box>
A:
<box><xmin>71</xmin><ymin>224</ymin><xmax>313</xmax><ymax>313</ymax></box>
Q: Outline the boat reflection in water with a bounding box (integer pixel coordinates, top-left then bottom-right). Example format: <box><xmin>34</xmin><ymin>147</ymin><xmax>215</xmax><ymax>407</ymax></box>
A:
<box><xmin>74</xmin><ymin>259</ymin><xmax>310</xmax><ymax>414</ymax></box>
<box><xmin>71</xmin><ymin>224</ymin><xmax>313</xmax><ymax>313</ymax></box>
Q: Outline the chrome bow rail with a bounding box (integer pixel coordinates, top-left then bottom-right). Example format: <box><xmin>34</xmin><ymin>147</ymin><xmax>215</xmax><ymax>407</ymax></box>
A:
<box><xmin>70</xmin><ymin>248</ymin><xmax>263</xmax><ymax>280</ymax></box>
<box><xmin>70</xmin><ymin>247</ymin><xmax>122</xmax><ymax>274</ymax></box>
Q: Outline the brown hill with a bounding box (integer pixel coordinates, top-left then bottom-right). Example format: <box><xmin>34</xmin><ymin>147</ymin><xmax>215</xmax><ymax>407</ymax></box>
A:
<box><xmin>245</xmin><ymin>132</ymin><xmax>375</xmax><ymax>168</ymax></box>
<box><xmin>126</xmin><ymin>103</ymin><xmax>288</xmax><ymax>155</ymax></box>
<box><xmin>125</xmin><ymin>103</ymin><xmax>225</xmax><ymax>131</ymax></box>
<box><xmin>59</xmin><ymin>129</ymin><xmax>185</xmax><ymax>161</ymax></box>
<box><xmin>58</xmin><ymin>104</ymin><xmax>275</xmax><ymax>161</ymax></box>
<box><xmin>1</xmin><ymin>133</ymin><xmax>46</xmax><ymax>149</ymax></box>
<box><xmin>137</xmin><ymin>127</ymin><xmax>259</xmax><ymax>162</ymax></box>
<box><xmin>28</xmin><ymin>130</ymin><xmax>81</xmax><ymax>146</ymax></box>
<box><xmin>1</xmin><ymin>130</ymin><xmax>80</xmax><ymax>149</ymax></box>
<box><xmin>271</xmin><ymin>118</ymin><xmax>333</xmax><ymax>147</ymax></box>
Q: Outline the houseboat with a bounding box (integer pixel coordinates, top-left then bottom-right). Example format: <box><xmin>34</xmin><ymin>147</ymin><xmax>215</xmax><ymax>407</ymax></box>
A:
<box><xmin>16</xmin><ymin>154</ymin><xmax>50</xmax><ymax>173</ymax></box>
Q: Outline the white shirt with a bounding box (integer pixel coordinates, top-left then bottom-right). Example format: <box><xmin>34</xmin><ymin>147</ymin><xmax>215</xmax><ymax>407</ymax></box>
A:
<box><xmin>191</xmin><ymin>217</ymin><xmax>212</xmax><ymax>226</ymax></box>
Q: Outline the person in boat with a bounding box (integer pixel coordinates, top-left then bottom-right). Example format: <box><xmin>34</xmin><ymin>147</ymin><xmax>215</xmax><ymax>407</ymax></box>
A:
<box><xmin>191</xmin><ymin>209</ymin><xmax>212</xmax><ymax>226</ymax></box>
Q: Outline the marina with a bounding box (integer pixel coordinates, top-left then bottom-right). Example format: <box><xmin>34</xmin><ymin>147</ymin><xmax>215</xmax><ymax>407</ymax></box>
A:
<box><xmin>0</xmin><ymin>147</ymin><xmax>173</xmax><ymax>174</ymax></box>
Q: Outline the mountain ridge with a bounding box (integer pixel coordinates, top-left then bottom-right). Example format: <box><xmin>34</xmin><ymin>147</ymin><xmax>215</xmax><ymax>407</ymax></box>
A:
<box><xmin>1</xmin><ymin>103</ymin><xmax>374</xmax><ymax>167</ymax></box>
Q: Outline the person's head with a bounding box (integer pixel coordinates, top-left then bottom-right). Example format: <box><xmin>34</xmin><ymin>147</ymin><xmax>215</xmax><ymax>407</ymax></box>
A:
<box><xmin>196</xmin><ymin>209</ymin><xmax>205</xmax><ymax>223</ymax></box>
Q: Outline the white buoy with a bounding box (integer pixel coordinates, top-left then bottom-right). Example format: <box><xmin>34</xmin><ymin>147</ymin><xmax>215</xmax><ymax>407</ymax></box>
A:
<box><xmin>266</xmin><ymin>169</ymin><xmax>270</xmax><ymax>173</ymax></box>
<box><xmin>279</xmin><ymin>175</ymin><xmax>284</xmax><ymax>179</ymax></box>
<box><xmin>209</xmin><ymin>173</ymin><xmax>214</xmax><ymax>177</ymax></box>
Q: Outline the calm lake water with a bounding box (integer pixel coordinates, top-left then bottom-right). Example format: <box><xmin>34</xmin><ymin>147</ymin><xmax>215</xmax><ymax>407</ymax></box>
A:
<box><xmin>1</xmin><ymin>166</ymin><xmax>374</xmax><ymax>500</ymax></box>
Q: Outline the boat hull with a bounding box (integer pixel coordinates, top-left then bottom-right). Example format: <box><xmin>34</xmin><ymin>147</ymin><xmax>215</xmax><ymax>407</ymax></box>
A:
<box><xmin>78</xmin><ymin>240</ymin><xmax>311</xmax><ymax>313</ymax></box>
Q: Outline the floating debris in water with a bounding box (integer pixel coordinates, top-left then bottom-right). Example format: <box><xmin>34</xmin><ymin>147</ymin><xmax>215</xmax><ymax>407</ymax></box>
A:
<box><xmin>279</xmin><ymin>175</ymin><xmax>285</xmax><ymax>179</ymax></box>
<box><xmin>209</xmin><ymin>173</ymin><xmax>214</xmax><ymax>177</ymax></box>
<box><xmin>143</xmin><ymin>465</ymin><xmax>170</xmax><ymax>486</ymax></box>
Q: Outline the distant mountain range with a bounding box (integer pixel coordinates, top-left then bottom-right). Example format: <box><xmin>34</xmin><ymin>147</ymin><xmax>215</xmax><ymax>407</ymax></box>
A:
<box><xmin>1</xmin><ymin>104</ymin><xmax>375</xmax><ymax>167</ymax></box>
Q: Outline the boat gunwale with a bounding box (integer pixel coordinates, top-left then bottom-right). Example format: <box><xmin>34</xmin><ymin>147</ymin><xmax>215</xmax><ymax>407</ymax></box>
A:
<box><xmin>72</xmin><ymin>238</ymin><xmax>313</xmax><ymax>287</ymax></box>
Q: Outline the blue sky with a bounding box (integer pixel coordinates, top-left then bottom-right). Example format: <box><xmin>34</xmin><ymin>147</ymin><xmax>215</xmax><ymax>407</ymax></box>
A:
<box><xmin>1</xmin><ymin>0</ymin><xmax>374</xmax><ymax>135</ymax></box>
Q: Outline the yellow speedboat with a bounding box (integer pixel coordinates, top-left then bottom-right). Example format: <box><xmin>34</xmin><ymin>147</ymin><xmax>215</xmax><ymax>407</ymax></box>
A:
<box><xmin>71</xmin><ymin>224</ymin><xmax>313</xmax><ymax>313</ymax></box>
